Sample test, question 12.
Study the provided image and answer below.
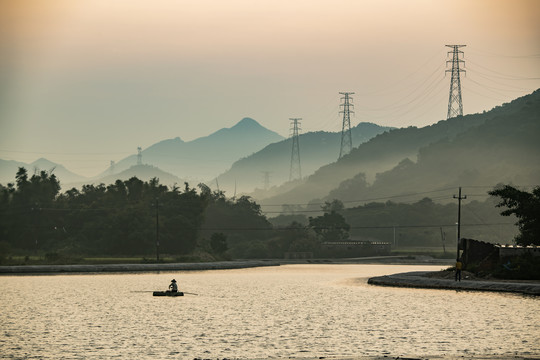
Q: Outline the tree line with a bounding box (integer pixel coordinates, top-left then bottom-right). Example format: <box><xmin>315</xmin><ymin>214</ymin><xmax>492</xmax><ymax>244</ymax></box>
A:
<box><xmin>0</xmin><ymin>167</ymin><xmax>537</xmax><ymax>263</ymax></box>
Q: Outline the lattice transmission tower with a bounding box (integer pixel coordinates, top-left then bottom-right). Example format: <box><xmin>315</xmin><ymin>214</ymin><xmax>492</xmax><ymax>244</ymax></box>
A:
<box><xmin>137</xmin><ymin>147</ymin><xmax>142</xmax><ymax>165</ymax></box>
<box><xmin>338</xmin><ymin>92</ymin><xmax>354</xmax><ymax>159</ymax></box>
<box><xmin>289</xmin><ymin>118</ymin><xmax>302</xmax><ymax>181</ymax></box>
<box><xmin>262</xmin><ymin>171</ymin><xmax>271</xmax><ymax>190</ymax></box>
<box><xmin>446</xmin><ymin>45</ymin><xmax>466</xmax><ymax>119</ymax></box>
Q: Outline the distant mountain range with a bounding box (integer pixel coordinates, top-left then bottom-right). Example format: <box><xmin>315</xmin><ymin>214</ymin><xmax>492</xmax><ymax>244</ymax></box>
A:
<box><xmin>3</xmin><ymin>89</ymin><xmax>538</xmax><ymax>206</ymax></box>
<box><xmin>255</xmin><ymin>89</ymin><xmax>540</xmax><ymax>209</ymax></box>
<box><xmin>0</xmin><ymin>158</ymin><xmax>88</xmax><ymax>185</ymax></box>
<box><xmin>0</xmin><ymin>117</ymin><xmax>391</xmax><ymax>191</ymax></box>
<box><xmin>214</xmin><ymin>122</ymin><xmax>394</xmax><ymax>194</ymax></box>
<box><xmin>106</xmin><ymin>117</ymin><xmax>285</xmax><ymax>183</ymax></box>
<box><xmin>0</xmin><ymin>117</ymin><xmax>284</xmax><ymax>187</ymax></box>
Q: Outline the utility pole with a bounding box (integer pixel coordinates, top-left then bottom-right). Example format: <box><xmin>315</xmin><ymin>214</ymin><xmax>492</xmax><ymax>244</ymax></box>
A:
<box><xmin>440</xmin><ymin>226</ymin><xmax>447</xmax><ymax>255</ymax></box>
<box><xmin>453</xmin><ymin>187</ymin><xmax>467</xmax><ymax>260</ymax></box>
<box><xmin>289</xmin><ymin>118</ymin><xmax>302</xmax><ymax>181</ymax></box>
<box><xmin>137</xmin><ymin>147</ymin><xmax>142</xmax><ymax>166</ymax></box>
<box><xmin>154</xmin><ymin>198</ymin><xmax>160</xmax><ymax>262</ymax></box>
<box><xmin>339</xmin><ymin>92</ymin><xmax>354</xmax><ymax>159</ymax></box>
<box><xmin>446</xmin><ymin>45</ymin><xmax>466</xmax><ymax>119</ymax></box>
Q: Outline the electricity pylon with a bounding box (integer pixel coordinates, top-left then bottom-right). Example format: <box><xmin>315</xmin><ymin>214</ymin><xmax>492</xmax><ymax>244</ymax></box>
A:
<box><xmin>339</xmin><ymin>92</ymin><xmax>354</xmax><ymax>159</ymax></box>
<box><xmin>137</xmin><ymin>147</ymin><xmax>142</xmax><ymax>165</ymax></box>
<box><xmin>262</xmin><ymin>171</ymin><xmax>271</xmax><ymax>190</ymax></box>
<box><xmin>446</xmin><ymin>45</ymin><xmax>466</xmax><ymax>119</ymax></box>
<box><xmin>289</xmin><ymin>118</ymin><xmax>302</xmax><ymax>181</ymax></box>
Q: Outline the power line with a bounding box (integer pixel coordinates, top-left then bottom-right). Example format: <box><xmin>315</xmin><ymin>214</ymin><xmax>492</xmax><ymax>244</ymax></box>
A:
<box><xmin>467</xmin><ymin>48</ymin><xmax>540</xmax><ymax>59</ymax></box>
<box><xmin>6</xmin><ymin>222</ymin><xmax>516</xmax><ymax>232</ymax></box>
<box><xmin>466</xmin><ymin>58</ymin><xmax>540</xmax><ymax>80</ymax></box>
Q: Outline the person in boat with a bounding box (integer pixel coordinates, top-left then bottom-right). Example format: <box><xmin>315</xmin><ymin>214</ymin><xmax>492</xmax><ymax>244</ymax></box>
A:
<box><xmin>168</xmin><ymin>279</ymin><xmax>178</xmax><ymax>293</ymax></box>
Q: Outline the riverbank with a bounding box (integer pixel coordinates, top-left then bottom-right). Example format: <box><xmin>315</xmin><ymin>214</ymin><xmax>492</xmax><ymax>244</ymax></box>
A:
<box><xmin>0</xmin><ymin>260</ymin><xmax>280</xmax><ymax>275</ymax></box>
<box><xmin>264</xmin><ymin>356</ymin><xmax>540</xmax><ymax>360</ymax></box>
<box><xmin>0</xmin><ymin>255</ymin><xmax>455</xmax><ymax>275</ymax></box>
<box><xmin>368</xmin><ymin>271</ymin><xmax>540</xmax><ymax>296</ymax></box>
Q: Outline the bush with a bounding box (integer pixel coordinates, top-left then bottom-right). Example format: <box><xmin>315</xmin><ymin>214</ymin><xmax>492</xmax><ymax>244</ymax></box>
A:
<box><xmin>492</xmin><ymin>254</ymin><xmax>540</xmax><ymax>280</ymax></box>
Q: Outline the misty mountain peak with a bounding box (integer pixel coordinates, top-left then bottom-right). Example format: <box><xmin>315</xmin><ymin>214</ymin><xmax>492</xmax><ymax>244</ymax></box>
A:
<box><xmin>231</xmin><ymin>117</ymin><xmax>263</xmax><ymax>130</ymax></box>
<box><xmin>31</xmin><ymin>158</ymin><xmax>58</xmax><ymax>169</ymax></box>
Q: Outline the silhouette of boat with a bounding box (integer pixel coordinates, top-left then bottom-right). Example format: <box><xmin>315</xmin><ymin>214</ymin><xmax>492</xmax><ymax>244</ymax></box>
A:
<box><xmin>153</xmin><ymin>291</ymin><xmax>184</xmax><ymax>297</ymax></box>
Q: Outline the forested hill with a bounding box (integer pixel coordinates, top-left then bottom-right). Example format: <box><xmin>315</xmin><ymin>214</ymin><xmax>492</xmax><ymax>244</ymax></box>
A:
<box><xmin>258</xmin><ymin>89</ymin><xmax>540</xmax><ymax>207</ymax></box>
<box><xmin>215</xmin><ymin>122</ymin><xmax>393</xmax><ymax>194</ymax></box>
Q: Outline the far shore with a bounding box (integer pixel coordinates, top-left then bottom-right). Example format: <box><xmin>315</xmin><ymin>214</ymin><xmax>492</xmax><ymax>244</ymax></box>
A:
<box><xmin>0</xmin><ymin>260</ymin><xmax>280</xmax><ymax>275</ymax></box>
<box><xmin>0</xmin><ymin>255</ymin><xmax>453</xmax><ymax>275</ymax></box>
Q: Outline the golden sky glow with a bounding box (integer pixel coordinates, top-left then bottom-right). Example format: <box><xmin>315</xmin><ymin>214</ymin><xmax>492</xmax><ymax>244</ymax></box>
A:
<box><xmin>1</xmin><ymin>0</ymin><xmax>539</xmax><ymax>176</ymax></box>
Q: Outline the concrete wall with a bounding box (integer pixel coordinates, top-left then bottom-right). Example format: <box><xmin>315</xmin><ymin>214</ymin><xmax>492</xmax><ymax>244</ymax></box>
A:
<box><xmin>498</xmin><ymin>245</ymin><xmax>540</xmax><ymax>258</ymax></box>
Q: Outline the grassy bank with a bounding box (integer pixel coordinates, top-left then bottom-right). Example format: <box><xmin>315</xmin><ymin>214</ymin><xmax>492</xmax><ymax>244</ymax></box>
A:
<box><xmin>1</xmin><ymin>251</ymin><xmax>228</xmax><ymax>266</ymax></box>
<box><xmin>390</xmin><ymin>246</ymin><xmax>456</xmax><ymax>259</ymax></box>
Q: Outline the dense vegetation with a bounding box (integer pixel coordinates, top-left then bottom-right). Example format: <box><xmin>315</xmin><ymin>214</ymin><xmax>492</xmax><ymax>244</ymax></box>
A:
<box><xmin>0</xmin><ymin>167</ymin><xmax>525</xmax><ymax>264</ymax></box>
<box><xmin>0</xmin><ymin>168</ymin><xmax>313</xmax><ymax>262</ymax></box>
<box><xmin>272</xmin><ymin>197</ymin><xmax>518</xmax><ymax>248</ymax></box>
<box><xmin>489</xmin><ymin>185</ymin><xmax>540</xmax><ymax>246</ymax></box>
<box><xmin>260</xmin><ymin>89</ymin><xmax>540</xmax><ymax>207</ymax></box>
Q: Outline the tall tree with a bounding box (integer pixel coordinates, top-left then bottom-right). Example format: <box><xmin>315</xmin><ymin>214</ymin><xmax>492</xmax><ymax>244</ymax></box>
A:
<box><xmin>309</xmin><ymin>206</ymin><xmax>350</xmax><ymax>242</ymax></box>
<box><xmin>489</xmin><ymin>185</ymin><xmax>540</xmax><ymax>245</ymax></box>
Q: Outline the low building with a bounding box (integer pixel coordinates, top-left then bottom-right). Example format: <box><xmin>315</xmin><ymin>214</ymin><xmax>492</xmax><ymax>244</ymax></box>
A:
<box><xmin>321</xmin><ymin>240</ymin><xmax>391</xmax><ymax>258</ymax></box>
<box><xmin>497</xmin><ymin>244</ymin><xmax>540</xmax><ymax>259</ymax></box>
<box><xmin>460</xmin><ymin>238</ymin><xmax>540</xmax><ymax>271</ymax></box>
<box><xmin>284</xmin><ymin>252</ymin><xmax>314</xmax><ymax>260</ymax></box>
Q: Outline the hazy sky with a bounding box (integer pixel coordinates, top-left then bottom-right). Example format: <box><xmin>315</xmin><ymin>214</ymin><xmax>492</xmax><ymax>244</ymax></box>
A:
<box><xmin>1</xmin><ymin>0</ymin><xmax>539</xmax><ymax>177</ymax></box>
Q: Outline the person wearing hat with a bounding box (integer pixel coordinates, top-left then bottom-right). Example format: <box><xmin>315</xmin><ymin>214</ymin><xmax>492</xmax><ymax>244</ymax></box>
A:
<box><xmin>168</xmin><ymin>279</ymin><xmax>178</xmax><ymax>293</ymax></box>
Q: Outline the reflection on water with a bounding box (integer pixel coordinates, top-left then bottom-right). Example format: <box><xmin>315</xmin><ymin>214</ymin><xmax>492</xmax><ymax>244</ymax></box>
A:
<box><xmin>1</xmin><ymin>264</ymin><xmax>538</xmax><ymax>359</ymax></box>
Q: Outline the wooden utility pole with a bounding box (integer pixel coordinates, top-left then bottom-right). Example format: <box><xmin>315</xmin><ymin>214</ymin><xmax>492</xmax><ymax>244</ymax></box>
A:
<box><xmin>453</xmin><ymin>187</ymin><xmax>467</xmax><ymax>260</ymax></box>
<box><xmin>155</xmin><ymin>198</ymin><xmax>160</xmax><ymax>262</ymax></box>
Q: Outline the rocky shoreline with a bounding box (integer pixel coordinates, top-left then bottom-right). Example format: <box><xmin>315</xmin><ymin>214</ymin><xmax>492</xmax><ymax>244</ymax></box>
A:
<box><xmin>368</xmin><ymin>271</ymin><xmax>540</xmax><ymax>296</ymax></box>
<box><xmin>0</xmin><ymin>260</ymin><xmax>280</xmax><ymax>275</ymax></box>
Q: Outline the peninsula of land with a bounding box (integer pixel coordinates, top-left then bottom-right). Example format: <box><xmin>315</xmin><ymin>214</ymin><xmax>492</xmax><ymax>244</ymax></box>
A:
<box><xmin>368</xmin><ymin>271</ymin><xmax>540</xmax><ymax>296</ymax></box>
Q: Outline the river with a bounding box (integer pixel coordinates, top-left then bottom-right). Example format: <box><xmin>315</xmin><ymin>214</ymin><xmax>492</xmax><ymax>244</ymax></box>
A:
<box><xmin>1</xmin><ymin>264</ymin><xmax>538</xmax><ymax>359</ymax></box>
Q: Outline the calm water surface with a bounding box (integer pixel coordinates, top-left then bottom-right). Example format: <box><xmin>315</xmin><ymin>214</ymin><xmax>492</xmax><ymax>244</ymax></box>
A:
<box><xmin>1</xmin><ymin>264</ymin><xmax>538</xmax><ymax>359</ymax></box>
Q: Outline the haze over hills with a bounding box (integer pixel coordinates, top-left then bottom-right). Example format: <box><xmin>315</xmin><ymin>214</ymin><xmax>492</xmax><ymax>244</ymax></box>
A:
<box><xmin>215</xmin><ymin>122</ymin><xmax>394</xmax><ymax>194</ymax></box>
<box><xmin>94</xmin><ymin>165</ymin><xmax>185</xmax><ymax>189</ymax></box>
<box><xmin>3</xmin><ymin>91</ymin><xmax>538</xmax><ymax>203</ymax></box>
<box><xmin>256</xmin><ymin>89</ymin><xmax>540</xmax><ymax>210</ymax></box>
<box><xmin>0</xmin><ymin>158</ymin><xmax>88</xmax><ymax>185</ymax></box>
<box><xmin>0</xmin><ymin>117</ymin><xmax>284</xmax><ymax>188</ymax></box>
<box><xmin>107</xmin><ymin>117</ymin><xmax>285</xmax><ymax>183</ymax></box>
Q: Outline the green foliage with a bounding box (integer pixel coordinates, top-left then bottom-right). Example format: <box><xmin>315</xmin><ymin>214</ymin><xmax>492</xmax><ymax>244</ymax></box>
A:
<box><xmin>199</xmin><ymin>189</ymin><xmax>273</xmax><ymax>247</ymax></box>
<box><xmin>491</xmin><ymin>253</ymin><xmax>540</xmax><ymax>280</ymax></box>
<box><xmin>210</xmin><ymin>233</ymin><xmax>228</xmax><ymax>254</ymax></box>
<box><xmin>308</xmin><ymin>205</ymin><xmax>350</xmax><ymax>242</ymax></box>
<box><xmin>266</xmin><ymin>221</ymin><xmax>318</xmax><ymax>258</ymax></box>
<box><xmin>342</xmin><ymin>197</ymin><xmax>517</xmax><ymax>246</ymax></box>
<box><xmin>321</xmin><ymin>199</ymin><xmax>344</xmax><ymax>213</ymax></box>
<box><xmin>489</xmin><ymin>185</ymin><xmax>540</xmax><ymax>245</ymax></box>
<box><xmin>0</xmin><ymin>170</ymin><xmax>209</xmax><ymax>258</ymax></box>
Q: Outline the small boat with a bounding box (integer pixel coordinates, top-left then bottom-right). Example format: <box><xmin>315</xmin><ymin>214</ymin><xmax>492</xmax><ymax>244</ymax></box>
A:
<box><xmin>153</xmin><ymin>291</ymin><xmax>184</xmax><ymax>297</ymax></box>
